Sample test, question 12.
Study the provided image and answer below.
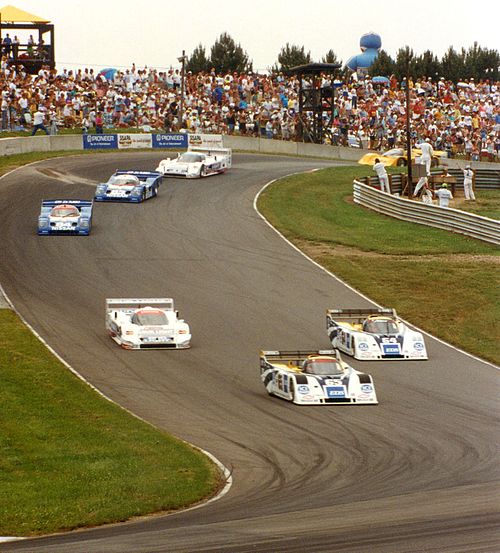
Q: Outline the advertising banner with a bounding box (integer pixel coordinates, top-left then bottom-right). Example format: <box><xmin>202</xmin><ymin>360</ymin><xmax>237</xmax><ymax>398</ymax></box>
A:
<box><xmin>152</xmin><ymin>133</ymin><xmax>188</xmax><ymax>149</ymax></box>
<box><xmin>83</xmin><ymin>134</ymin><xmax>118</xmax><ymax>149</ymax></box>
<box><xmin>188</xmin><ymin>134</ymin><xmax>224</xmax><ymax>149</ymax></box>
<box><xmin>117</xmin><ymin>134</ymin><xmax>152</xmax><ymax>149</ymax></box>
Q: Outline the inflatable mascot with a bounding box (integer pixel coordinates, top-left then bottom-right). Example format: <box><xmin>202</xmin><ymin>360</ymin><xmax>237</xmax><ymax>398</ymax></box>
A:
<box><xmin>346</xmin><ymin>32</ymin><xmax>382</xmax><ymax>78</ymax></box>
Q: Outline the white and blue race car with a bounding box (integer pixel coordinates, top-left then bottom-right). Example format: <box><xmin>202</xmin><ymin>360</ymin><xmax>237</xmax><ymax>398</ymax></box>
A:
<box><xmin>37</xmin><ymin>199</ymin><xmax>93</xmax><ymax>235</ymax></box>
<box><xmin>260</xmin><ymin>349</ymin><xmax>378</xmax><ymax>405</ymax></box>
<box><xmin>156</xmin><ymin>147</ymin><xmax>231</xmax><ymax>178</ymax></box>
<box><xmin>106</xmin><ymin>298</ymin><xmax>191</xmax><ymax>350</ymax></box>
<box><xmin>94</xmin><ymin>171</ymin><xmax>162</xmax><ymax>202</ymax></box>
<box><xmin>326</xmin><ymin>308</ymin><xmax>428</xmax><ymax>360</ymax></box>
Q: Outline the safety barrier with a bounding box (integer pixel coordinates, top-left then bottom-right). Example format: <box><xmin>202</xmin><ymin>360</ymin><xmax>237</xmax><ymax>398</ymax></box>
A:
<box><xmin>353</xmin><ymin>180</ymin><xmax>500</xmax><ymax>246</ymax></box>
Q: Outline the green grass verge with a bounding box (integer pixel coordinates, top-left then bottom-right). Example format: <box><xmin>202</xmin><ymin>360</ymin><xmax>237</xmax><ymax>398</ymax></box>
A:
<box><xmin>0</xmin><ymin>309</ymin><xmax>222</xmax><ymax>536</ymax></box>
<box><xmin>258</xmin><ymin>165</ymin><xmax>500</xmax><ymax>364</ymax></box>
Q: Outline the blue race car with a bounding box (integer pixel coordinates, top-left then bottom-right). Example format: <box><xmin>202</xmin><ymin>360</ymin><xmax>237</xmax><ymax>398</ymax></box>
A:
<box><xmin>94</xmin><ymin>171</ymin><xmax>162</xmax><ymax>202</ymax></box>
<box><xmin>37</xmin><ymin>199</ymin><xmax>93</xmax><ymax>236</ymax></box>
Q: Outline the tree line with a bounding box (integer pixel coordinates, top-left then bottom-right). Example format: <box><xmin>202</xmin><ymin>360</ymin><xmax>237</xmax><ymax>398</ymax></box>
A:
<box><xmin>186</xmin><ymin>33</ymin><xmax>499</xmax><ymax>82</ymax></box>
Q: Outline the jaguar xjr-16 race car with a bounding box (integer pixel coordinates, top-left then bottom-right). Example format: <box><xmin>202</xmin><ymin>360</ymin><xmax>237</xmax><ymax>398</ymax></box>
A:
<box><xmin>156</xmin><ymin>147</ymin><xmax>232</xmax><ymax>178</ymax></box>
<box><xmin>37</xmin><ymin>199</ymin><xmax>93</xmax><ymax>235</ymax></box>
<box><xmin>326</xmin><ymin>308</ymin><xmax>428</xmax><ymax>360</ymax></box>
<box><xmin>106</xmin><ymin>298</ymin><xmax>191</xmax><ymax>349</ymax></box>
<box><xmin>94</xmin><ymin>171</ymin><xmax>162</xmax><ymax>202</ymax></box>
<box><xmin>260</xmin><ymin>349</ymin><xmax>378</xmax><ymax>405</ymax></box>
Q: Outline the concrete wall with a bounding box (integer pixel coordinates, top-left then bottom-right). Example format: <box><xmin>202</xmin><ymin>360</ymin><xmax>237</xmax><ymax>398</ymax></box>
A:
<box><xmin>1</xmin><ymin>134</ymin><xmax>499</xmax><ymax>170</ymax></box>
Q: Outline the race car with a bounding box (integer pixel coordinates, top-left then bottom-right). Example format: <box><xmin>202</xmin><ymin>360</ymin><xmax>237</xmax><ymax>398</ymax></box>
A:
<box><xmin>94</xmin><ymin>171</ymin><xmax>162</xmax><ymax>202</ymax></box>
<box><xmin>37</xmin><ymin>199</ymin><xmax>93</xmax><ymax>235</ymax></box>
<box><xmin>326</xmin><ymin>308</ymin><xmax>428</xmax><ymax>360</ymax></box>
<box><xmin>155</xmin><ymin>147</ymin><xmax>232</xmax><ymax>178</ymax></box>
<box><xmin>106</xmin><ymin>298</ymin><xmax>191</xmax><ymax>350</ymax></box>
<box><xmin>358</xmin><ymin>147</ymin><xmax>447</xmax><ymax>167</ymax></box>
<box><xmin>260</xmin><ymin>349</ymin><xmax>378</xmax><ymax>405</ymax></box>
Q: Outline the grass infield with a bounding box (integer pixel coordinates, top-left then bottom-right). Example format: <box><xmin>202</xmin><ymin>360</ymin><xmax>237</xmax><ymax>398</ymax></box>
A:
<box><xmin>258</xmin><ymin>165</ymin><xmax>499</xmax><ymax>365</ymax></box>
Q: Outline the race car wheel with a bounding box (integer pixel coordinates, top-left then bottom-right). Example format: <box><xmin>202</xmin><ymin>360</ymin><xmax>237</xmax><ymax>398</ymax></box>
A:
<box><xmin>289</xmin><ymin>379</ymin><xmax>296</xmax><ymax>402</ymax></box>
<box><xmin>397</xmin><ymin>158</ymin><xmax>407</xmax><ymax>166</ymax></box>
<box><xmin>200</xmin><ymin>165</ymin><xmax>206</xmax><ymax>177</ymax></box>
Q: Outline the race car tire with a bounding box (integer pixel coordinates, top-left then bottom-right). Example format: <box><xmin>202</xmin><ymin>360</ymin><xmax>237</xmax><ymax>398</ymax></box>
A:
<box><xmin>397</xmin><ymin>158</ymin><xmax>406</xmax><ymax>166</ymax></box>
<box><xmin>200</xmin><ymin>165</ymin><xmax>207</xmax><ymax>177</ymax></box>
<box><xmin>289</xmin><ymin>379</ymin><xmax>296</xmax><ymax>402</ymax></box>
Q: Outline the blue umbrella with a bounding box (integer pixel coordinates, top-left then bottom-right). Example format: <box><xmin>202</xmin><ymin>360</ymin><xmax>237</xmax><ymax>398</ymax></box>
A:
<box><xmin>372</xmin><ymin>76</ymin><xmax>390</xmax><ymax>84</ymax></box>
<box><xmin>98</xmin><ymin>68</ymin><xmax>117</xmax><ymax>81</ymax></box>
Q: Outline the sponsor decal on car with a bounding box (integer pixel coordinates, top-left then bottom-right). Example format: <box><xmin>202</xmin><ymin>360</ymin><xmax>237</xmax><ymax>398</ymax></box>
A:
<box><xmin>413</xmin><ymin>342</ymin><xmax>424</xmax><ymax>350</ymax></box>
<box><xmin>358</xmin><ymin>342</ymin><xmax>369</xmax><ymax>351</ymax></box>
<box><xmin>382</xmin><ymin>344</ymin><xmax>400</xmax><ymax>355</ymax></box>
<box><xmin>360</xmin><ymin>384</ymin><xmax>373</xmax><ymax>393</ymax></box>
<box><xmin>297</xmin><ymin>385</ymin><xmax>310</xmax><ymax>394</ymax></box>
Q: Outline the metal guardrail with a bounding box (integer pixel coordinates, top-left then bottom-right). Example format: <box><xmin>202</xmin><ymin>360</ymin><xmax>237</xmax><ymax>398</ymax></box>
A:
<box><xmin>353</xmin><ymin>180</ymin><xmax>500</xmax><ymax>246</ymax></box>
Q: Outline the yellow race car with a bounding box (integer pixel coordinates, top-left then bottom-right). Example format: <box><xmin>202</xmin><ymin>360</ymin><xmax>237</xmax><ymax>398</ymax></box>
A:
<box><xmin>358</xmin><ymin>148</ymin><xmax>447</xmax><ymax>167</ymax></box>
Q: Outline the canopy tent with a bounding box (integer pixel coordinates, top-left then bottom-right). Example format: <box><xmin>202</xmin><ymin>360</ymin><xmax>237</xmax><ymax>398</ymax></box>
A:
<box><xmin>0</xmin><ymin>5</ymin><xmax>49</xmax><ymax>23</ymax></box>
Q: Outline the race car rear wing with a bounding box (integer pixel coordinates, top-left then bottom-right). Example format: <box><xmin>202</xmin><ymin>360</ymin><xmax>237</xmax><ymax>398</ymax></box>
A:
<box><xmin>188</xmin><ymin>147</ymin><xmax>232</xmax><ymax>167</ymax></box>
<box><xmin>326</xmin><ymin>308</ymin><xmax>396</xmax><ymax>324</ymax></box>
<box><xmin>106</xmin><ymin>298</ymin><xmax>175</xmax><ymax>314</ymax></box>
<box><xmin>40</xmin><ymin>199</ymin><xmax>93</xmax><ymax>215</ymax></box>
<box><xmin>114</xmin><ymin>171</ymin><xmax>163</xmax><ymax>181</ymax></box>
<box><xmin>260</xmin><ymin>349</ymin><xmax>339</xmax><ymax>364</ymax></box>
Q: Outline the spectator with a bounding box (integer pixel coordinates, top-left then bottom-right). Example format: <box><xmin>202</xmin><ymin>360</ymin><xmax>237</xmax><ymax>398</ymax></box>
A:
<box><xmin>462</xmin><ymin>164</ymin><xmax>475</xmax><ymax>200</ymax></box>
<box><xmin>2</xmin><ymin>34</ymin><xmax>12</xmax><ymax>57</ymax></box>
<box><xmin>435</xmin><ymin>183</ymin><xmax>453</xmax><ymax>207</ymax></box>
<box><xmin>95</xmin><ymin>112</ymin><xmax>104</xmax><ymax>134</ymax></box>
<box><xmin>31</xmin><ymin>109</ymin><xmax>49</xmax><ymax>136</ymax></box>
<box><xmin>421</xmin><ymin>181</ymin><xmax>434</xmax><ymax>204</ymax></box>
<box><xmin>415</xmin><ymin>137</ymin><xmax>434</xmax><ymax>175</ymax></box>
<box><xmin>373</xmin><ymin>158</ymin><xmax>390</xmax><ymax>193</ymax></box>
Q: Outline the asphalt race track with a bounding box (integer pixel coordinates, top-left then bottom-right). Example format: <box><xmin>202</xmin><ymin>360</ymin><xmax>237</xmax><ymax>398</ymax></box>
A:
<box><xmin>1</xmin><ymin>153</ymin><xmax>499</xmax><ymax>553</ymax></box>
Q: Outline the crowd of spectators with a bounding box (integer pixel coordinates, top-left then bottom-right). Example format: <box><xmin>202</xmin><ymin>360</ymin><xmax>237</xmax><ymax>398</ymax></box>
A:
<box><xmin>1</xmin><ymin>57</ymin><xmax>499</xmax><ymax>161</ymax></box>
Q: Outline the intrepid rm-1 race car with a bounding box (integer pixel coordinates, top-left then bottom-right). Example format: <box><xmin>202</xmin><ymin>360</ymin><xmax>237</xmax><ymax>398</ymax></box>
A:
<box><xmin>260</xmin><ymin>349</ymin><xmax>378</xmax><ymax>405</ymax></box>
<box><xmin>155</xmin><ymin>147</ymin><xmax>232</xmax><ymax>178</ymax></box>
<box><xmin>358</xmin><ymin>148</ymin><xmax>447</xmax><ymax>167</ymax></box>
<box><xmin>37</xmin><ymin>199</ymin><xmax>93</xmax><ymax>235</ymax></box>
<box><xmin>94</xmin><ymin>171</ymin><xmax>162</xmax><ymax>202</ymax></box>
<box><xmin>326</xmin><ymin>308</ymin><xmax>428</xmax><ymax>360</ymax></box>
<box><xmin>106</xmin><ymin>298</ymin><xmax>191</xmax><ymax>349</ymax></box>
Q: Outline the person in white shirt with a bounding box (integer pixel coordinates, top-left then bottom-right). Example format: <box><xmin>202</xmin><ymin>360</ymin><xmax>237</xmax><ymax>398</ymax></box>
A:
<box><xmin>421</xmin><ymin>181</ymin><xmax>433</xmax><ymax>204</ymax></box>
<box><xmin>462</xmin><ymin>165</ymin><xmax>475</xmax><ymax>200</ymax></box>
<box><xmin>373</xmin><ymin>158</ymin><xmax>390</xmax><ymax>193</ymax></box>
<box><xmin>31</xmin><ymin>109</ymin><xmax>49</xmax><ymax>135</ymax></box>
<box><xmin>415</xmin><ymin>138</ymin><xmax>434</xmax><ymax>175</ymax></box>
<box><xmin>435</xmin><ymin>183</ymin><xmax>453</xmax><ymax>207</ymax></box>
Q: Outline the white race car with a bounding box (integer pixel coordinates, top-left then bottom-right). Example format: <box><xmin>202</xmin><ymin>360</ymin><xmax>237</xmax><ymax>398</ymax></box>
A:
<box><xmin>260</xmin><ymin>349</ymin><xmax>378</xmax><ymax>405</ymax></box>
<box><xmin>106</xmin><ymin>298</ymin><xmax>191</xmax><ymax>349</ymax></box>
<box><xmin>156</xmin><ymin>147</ymin><xmax>231</xmax><ymax>178</ymax></box>
<box><xmin>326</xmin><ymin>308</ymin><xmax>428</xmax><ymax>360</ymax></box>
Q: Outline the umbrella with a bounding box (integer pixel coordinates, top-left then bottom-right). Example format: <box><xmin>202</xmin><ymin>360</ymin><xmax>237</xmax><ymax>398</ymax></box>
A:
<box><xmin>98</xmin><ymin>68</ymin><xmax>117</xmax><ymax>81</ymax></box>
<box><xmin>371</xmin><ymin>76</ymin><xmax>390</xmax><ymax>84</ymax></box>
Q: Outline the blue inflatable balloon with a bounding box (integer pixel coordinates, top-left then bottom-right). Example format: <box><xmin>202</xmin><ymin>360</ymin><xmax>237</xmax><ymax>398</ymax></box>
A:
<box><xmin>346</xmin><ymin>32</ymin><xmax>382</xmax><ymax>77</ymax></box>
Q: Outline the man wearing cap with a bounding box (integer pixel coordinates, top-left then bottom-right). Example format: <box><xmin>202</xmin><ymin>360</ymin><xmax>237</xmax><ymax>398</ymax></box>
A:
<box><xmin>462</xmin><ymin>165</ymin><xmax>475</xmax><ymax>200</ymax></box>
<box><xmin>435</xmin><ymin>183</ymin><xmax>453</xmax><ymax>207</ymax></box>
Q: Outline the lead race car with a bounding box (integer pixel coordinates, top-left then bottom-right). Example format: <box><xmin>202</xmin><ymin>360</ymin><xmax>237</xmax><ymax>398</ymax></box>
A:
<box><xmin>260</xmin><ymin>349</ymin><xmax>378</xmax><ymax>405</ymax></box>
<box><xmin>106</xmin><ymin>298</ymin><xmax>191</xmax><ymax>349</ymax></box>
<box><xmin>155</xmin><ymin>147</ymin><xmax>232</xmax><ymax>178</ymax></box>
<box><xmin>326</xmin><ymin>308</ymin><xmax>428</xmax><ymax>360</ymax></box>
<box><xmin>37</xmin><ymin>199</ymin><xmax>93</xmax><ymax>235</ymax></box>
<box><xmin>94</xmin><ymin>171</ymin><xmax>162</xmax><ymax>202</ymax></box>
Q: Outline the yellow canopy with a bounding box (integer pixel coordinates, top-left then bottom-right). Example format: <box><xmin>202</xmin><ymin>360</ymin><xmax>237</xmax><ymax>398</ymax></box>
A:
<box><xmin>0</xmin><ymin>5</ymin><xmax>49</xmax><ymax>23</ymax></box>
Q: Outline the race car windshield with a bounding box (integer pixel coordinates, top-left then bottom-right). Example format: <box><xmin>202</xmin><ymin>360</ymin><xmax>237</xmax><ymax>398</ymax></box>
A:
<box><xmin>305</xmin><ymin>360</ymin><xmax>343</xmax><ymax>376</ymax></box>
<box><xmin>109</xmin><ymin>175</ymin><xmax>140</xmax><ymax>186</ymax></box>
<box><xmin>50</xmin><ymin>205</ymin><xmax>79</xmax><ymax>217</ymax></box>
<box><xmin>131</xmin><ymin>311</ymin><xmax>168</xmax><ymax>325</ymax></box>
<box><xmin>179</xmin><ymin>153</ymin><xmax>204</xmax><ymax>163</ymax></box>
<box><xmin>383</xmin><ymin>149</ymin><xmax>403</xmax><ymax>157</ymax></box>
<box><xmin>364</xmin><ymin>319</ymin><xmax>399</xmax><ymax>334</ymax></box>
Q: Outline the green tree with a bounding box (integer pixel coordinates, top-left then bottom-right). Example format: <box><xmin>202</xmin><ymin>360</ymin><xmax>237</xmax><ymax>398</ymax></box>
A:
<box><xmin>275</xmin><ymin>43</ymin><xmax>312</xmax><ymax>72</ymax></box>
<box><xmin>414</xmin><ymin>50</ymin><xmax>441</xmax><ymax>80</ymax></box>
<box><xmin>463</xmin><ymin>42</ymin><xmax>500</xmax><ymax>81</ymax></box>
<box><xmin>393</xmin><ymin>46</ymin><xmax>418</xmax><ymax>80</ymax></box>
<box><xmin>186</xmin><ymin>44</ymin><xmax>211</xmax><ymax>74</ymax></box>
<box><xmin>368</xmin><ymin>49</ymin><xmax>395</xmax><ymax>77</ymax></box>
<box><xmin>322</xmin><ymin>49</ymin><xmax>342</xmax><ymax>66</ymax></box>
<box><xmin>210</xmin><ymin>32</ymin><xmax>252</xmax><ymax>73</ymax></box>
<box><xmin>440</xmin><ymin>46</ymin><xmax>466</xmax><ymax>82</ymax></box>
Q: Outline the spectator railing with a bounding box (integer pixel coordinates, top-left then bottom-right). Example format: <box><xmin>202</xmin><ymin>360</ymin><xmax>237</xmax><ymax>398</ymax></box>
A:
<box><xmin>353</xmin><ymin>180</ymin><xmax>500</xmax><ymax>246</ymax></box>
